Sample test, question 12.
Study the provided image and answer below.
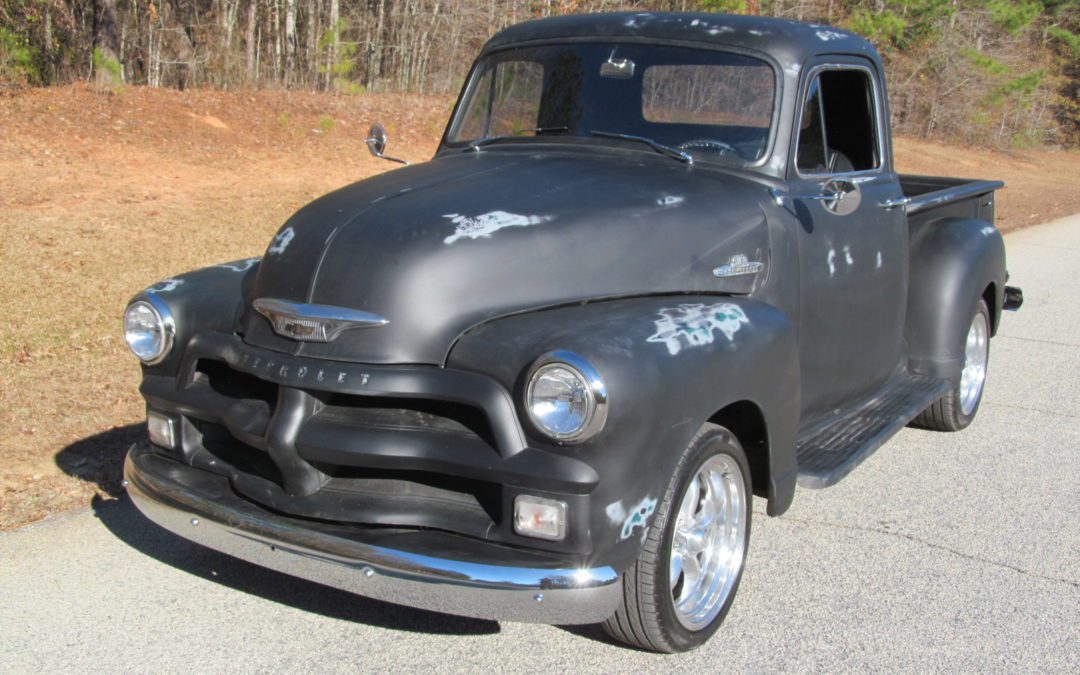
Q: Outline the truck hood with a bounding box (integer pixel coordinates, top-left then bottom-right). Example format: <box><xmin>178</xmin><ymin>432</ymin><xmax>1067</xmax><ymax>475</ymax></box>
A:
<box><xmin>242</xmin><ymin>148</ymin><xmax>772</xmax><ymax>364</ymax></box>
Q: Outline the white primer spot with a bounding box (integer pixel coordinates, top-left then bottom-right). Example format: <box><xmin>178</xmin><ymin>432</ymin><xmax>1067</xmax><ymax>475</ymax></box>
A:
<box><xmin>216</xmin><ymin>257</ymin><xmax>261</xmax><ymax>273</ymax></box>
<box><xmin>442</xmin><ymin>211</ymin><xmax>553</xmax><ymax>244</ymax></box>
<box><xmin>980</xmin><ymin>225</ymin><xmax>995</xmax><ymax>236</ymax></box>
<box><xmin>816</xmin><ymin>30</ymin><xmax>847</xmax><ymax>41</ymax></box>
<box><xmin>149</xmin><ymin>278</ymin><xmax>183</xmax><ymax>293</ymax></box>
<box><xmin>827</xmin><ymin>249</ymin><xmax>837</xmax><ymax>277</ymax></box>
<box><xmin>647</xmin><ymin>303</ymin><xmax>749</xmax><ymax>356</ymax></box>
<box><xmin>844</xmin><ymin>244</ymin><xmax>854</xmax><ymax>266</ymax></box>
<box><xmin>657</xmin><ymin>195</ymin><xmax>684</xmax><ymax>207</ymax></box>
<box><xmin>607</xmin><ymin>496</ymin><xmax>658</xmax><ymax>541</ymax></box>
<box><xmin>267</xmin><ymin>227</ymin><xmax>295</xmax><ymax>255</ymax></box>
<box><xmin>876</xmin><ymin>251</ymin><xmax>883</xmax><ymax>269</ymax></box>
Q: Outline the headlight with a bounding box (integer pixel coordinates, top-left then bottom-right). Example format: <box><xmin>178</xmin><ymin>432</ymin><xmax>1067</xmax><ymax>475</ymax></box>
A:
<box><xmin>124</xmin><ymin>296</ymin><xmax>175</xmax><ymax>364</ymax></box>
<box><xmin>525</xmin><ymin>351</ymin><xmax>608</xmax><ymax>443</ymax></box>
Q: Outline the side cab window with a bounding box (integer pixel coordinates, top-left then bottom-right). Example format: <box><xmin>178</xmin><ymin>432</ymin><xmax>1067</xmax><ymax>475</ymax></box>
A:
<box><xmin>796</xmin><ymin>68</ymin><xmax>880</xmax><ymax>175</ymax></box>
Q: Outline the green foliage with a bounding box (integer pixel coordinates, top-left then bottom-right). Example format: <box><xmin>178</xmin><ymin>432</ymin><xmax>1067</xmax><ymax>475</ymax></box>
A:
<box><xmin>318</xmin><ymin>19</ymin><xmax>359</xmax><ymax>92</ymax></box>
<box><xmin>697</xmin><ymin>0</ymin><xmax>749</xmax><ymax>13</ymax></box>
<box><xmin>0</xmin><ymin>27</ymin><xmax>38</xmax><ymax>86</ymax></box>
<box><xmin>962</xmin><ymin>49</ymin><xmax>1010</xmax><ymax>76</ymax></box>
<box><xmin>985</xmin><ymin>69</ymin><xmax>1045</xmax><ymax>108</ymax></box>
<box><xmin>92</xmin><ymin>48</ymin><xmax>122</xmax><ymax>79</ymax></box>
<box><xmin>847</xmin><ymin>9</ymin><xmax>907</xmax><ymax>45</ymax></box>
<box><xmin>843</xmin><ymin>0</ymin><xmax>956</xmax><ymax>52</ymax></box>
<box><xmin>987</xmin><ymin>0</ymin><xmax>1042</xmax><ymax>34</ymax></box>
<box><xmin>1047</xmin><ymin>26</ymin><xmax>1080</xmax><ymax>57</ymax></box>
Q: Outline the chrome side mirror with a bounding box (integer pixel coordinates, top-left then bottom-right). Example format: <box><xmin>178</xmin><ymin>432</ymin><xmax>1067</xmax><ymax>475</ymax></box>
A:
<box><xmin>770</xmin><ymin>178</ymin><xmax>862</xmax><ymax>216</ymax></box>
<box><xmin>821</xmin><ymin>178</ymin><xmax>861</xmax><ymax>215</ymax></box>
<box><xmin>365</xmin><ymin>122</ymin><xmax>409</xmax><ymax>165</ymax></box>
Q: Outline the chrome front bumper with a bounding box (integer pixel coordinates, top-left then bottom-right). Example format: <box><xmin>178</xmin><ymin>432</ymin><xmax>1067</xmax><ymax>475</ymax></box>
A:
<box><xmin>123</xmin><ymin>444</ymin><xmax>621</xmax><ymax>624</ymax></box>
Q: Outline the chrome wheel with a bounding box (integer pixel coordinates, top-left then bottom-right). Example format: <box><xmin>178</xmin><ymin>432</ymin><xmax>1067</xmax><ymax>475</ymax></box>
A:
<box><xmin>959</xmin><ymin>309</ymin><xmax>989</xmax><ymax>416</ymax></box>
<box><xmin>669</xmin><ymin>453</ymin><xmax>747</xmax><ymax>630</ymax></box>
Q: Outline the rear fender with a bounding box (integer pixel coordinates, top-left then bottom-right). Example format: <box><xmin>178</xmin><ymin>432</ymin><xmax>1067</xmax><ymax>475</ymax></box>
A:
<box><xmin>906</xmin><ymin>219</ymin><xmax>1005</xmax><ymax>381</ymax></box>
<box><xmin>447</xmin><ymin>295</ymin><xmax>799</xmax><ymax>571</ymax></box>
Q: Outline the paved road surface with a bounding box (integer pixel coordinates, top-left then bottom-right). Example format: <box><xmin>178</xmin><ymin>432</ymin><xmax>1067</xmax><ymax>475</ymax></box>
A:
<box><xmin>2</xmin><ymin>216</ymin><xmax>1078</xmax><ymax>672</ymax></box>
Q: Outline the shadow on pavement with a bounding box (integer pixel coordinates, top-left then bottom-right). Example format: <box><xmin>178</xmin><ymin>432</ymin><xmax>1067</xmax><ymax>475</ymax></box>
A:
<box><xmin>55</xmin><ymin>424</ymin><xmax>145</xmax><ymax>496</ymax></box>
<box><xmin>91</xmin><ymin>494</ymin><xmax>501</xmax><ymax>636</ymax></box>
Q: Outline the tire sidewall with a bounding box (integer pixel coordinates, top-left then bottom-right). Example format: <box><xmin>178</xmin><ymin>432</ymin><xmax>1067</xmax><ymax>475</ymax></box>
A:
<box><xmin>652</xmin><ymin>426</ymin><xmax>752</xmax><ymax>651</ymax></box>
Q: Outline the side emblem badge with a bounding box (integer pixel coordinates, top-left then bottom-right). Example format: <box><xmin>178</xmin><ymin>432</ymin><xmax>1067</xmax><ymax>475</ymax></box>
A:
<box><xmin>713</xmin><ymin>254</ymin><xmax>764</xmax><ymax>279</ymax></box>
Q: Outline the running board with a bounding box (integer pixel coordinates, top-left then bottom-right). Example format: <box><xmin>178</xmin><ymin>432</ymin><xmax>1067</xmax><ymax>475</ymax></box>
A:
<box><xmin>796</xmin><ymin>374</ymin><xmax>950</xmax><ymax>489</ymax></box>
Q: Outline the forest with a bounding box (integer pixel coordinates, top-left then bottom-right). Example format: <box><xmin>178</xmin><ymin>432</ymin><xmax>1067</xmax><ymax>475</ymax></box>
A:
<box><xmin>0</xmin><ymin>0</ymin><xmax>1077</xmax><ymax>147</ymax></box>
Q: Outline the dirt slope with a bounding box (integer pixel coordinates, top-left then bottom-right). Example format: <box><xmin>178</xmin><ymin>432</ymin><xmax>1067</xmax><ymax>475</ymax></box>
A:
<box><xmin>1</xmin><ymin>85</ymin><xmax>1077</xmax><ymax>528</ymax></box>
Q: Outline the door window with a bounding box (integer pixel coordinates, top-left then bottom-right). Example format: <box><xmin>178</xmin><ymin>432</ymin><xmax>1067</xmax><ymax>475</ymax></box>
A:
<box><xmin>796</xmin><ymin>68</ymin><xmax>880</xmax><ymax>174</ymax></box>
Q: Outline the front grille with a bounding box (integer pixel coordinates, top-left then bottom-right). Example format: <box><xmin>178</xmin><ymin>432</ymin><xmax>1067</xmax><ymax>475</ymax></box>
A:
<box><xmin>198</xmin><ymin>421</ymin><xmax>283</xmax><ymax>484</ymax></box>
<box><xmin>312</xmin><ymin>393</ymin><xmax>498</xmax><ymax>449</ymax></box>
<box><xmin>194</xmin><ymin>359</ymin><xmax>278</xmax><ymax>414</ymax></box>
<box><xmin>183</xmin><ymin>359</ymin><xmax>504</xmax><ymax>537</ymax></box>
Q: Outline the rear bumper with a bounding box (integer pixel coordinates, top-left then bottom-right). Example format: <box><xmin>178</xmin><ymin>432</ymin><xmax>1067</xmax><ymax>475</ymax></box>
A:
<box><xmin>124</xmin><ymin>443</ymin><xmax>621</xmax><ymax>624</ymax></box>
<box><xmin>1003</xmin><ymin>285</ymin><xmax>1023</xmax><ymax>311</ymax></box>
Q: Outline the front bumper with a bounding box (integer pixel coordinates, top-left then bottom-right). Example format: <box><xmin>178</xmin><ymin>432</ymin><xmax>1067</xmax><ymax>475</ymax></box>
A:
<box><xmin>124</xmin><ymin>443</ymin><xmax>622</xmax><ymax>624</ymax></box>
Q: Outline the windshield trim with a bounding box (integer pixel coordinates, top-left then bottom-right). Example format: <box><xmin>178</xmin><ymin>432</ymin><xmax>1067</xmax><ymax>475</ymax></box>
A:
<box><xmin>438</xmin><ymin>37</ymin><xmax>784</xmax><ymax>171</ymax></box>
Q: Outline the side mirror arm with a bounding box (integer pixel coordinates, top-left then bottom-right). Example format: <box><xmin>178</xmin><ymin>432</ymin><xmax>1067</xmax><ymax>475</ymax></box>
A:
<box><xmin>365</xmin><ymin>122</ymin><xmax>410</xmax><ymax>166</ymax></box>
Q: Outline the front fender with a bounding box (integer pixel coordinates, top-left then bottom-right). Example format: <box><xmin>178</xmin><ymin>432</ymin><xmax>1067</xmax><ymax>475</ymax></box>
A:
<box><xmin>447</xmin><ymin>295</ymin><xmax>799</xmax><ymax>572</ymax></box>
<box><xmin>128</xmin><ymin>258</ymin><xmax>261</xmax><ymax>376</ymax></box>
<box><xmin>907</xmin><ymin>218</ymin><xmax>1006</xmax><ymax>381</ymax></box>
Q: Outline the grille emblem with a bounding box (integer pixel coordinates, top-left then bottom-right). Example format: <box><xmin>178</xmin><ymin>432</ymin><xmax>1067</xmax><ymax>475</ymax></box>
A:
<box><xmin>253</xmin><ymin>298</ymin><xmax>389</xmax><ymax>343</ymax></box>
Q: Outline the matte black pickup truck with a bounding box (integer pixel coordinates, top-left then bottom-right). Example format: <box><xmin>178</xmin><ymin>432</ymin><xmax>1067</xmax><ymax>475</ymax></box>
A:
<box><xmin>122</xmin><ymin>12</ymin><xmax>1023</xmax><ymax>652</ymax></box>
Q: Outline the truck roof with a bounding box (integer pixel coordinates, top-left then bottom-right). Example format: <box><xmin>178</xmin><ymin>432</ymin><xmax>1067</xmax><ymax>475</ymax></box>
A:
<box><xmin>484</xmin><ymin>12</ymin><xmax>878</xmax><ymax>68</ymax></box>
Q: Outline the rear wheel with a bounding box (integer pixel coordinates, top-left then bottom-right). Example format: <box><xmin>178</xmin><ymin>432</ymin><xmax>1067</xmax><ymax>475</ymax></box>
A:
<box><xmin>602</xmin><ymin>424</ymin><xmax>751</xmax><ymax>652</ymax></box>
<box><xmin>914</xmin><ymin>299</ymin><xmax>991</xmax><ymax>431</ymax></box>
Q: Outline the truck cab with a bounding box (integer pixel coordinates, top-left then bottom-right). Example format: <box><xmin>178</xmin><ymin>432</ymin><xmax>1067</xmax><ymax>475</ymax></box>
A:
<box><xmin>121</xmin><ymin>12</ymin><xmax>1022</xmax><ymax>652</ymax></box>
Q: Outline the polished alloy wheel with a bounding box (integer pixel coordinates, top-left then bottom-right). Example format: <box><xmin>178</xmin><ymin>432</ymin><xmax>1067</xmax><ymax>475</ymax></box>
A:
<box><xmin>959</xmin><ymin>309</ymin><xmax>989</xmax><ymax>416</ymax></box>
<box><xmin>669</xmin><ymin>453</ymin><xmax>747</xmax><ymax>630</ymax></box>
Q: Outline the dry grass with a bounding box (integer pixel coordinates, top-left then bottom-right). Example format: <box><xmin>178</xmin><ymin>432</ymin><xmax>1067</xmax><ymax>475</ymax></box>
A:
<box><xmin>1</xmin><ymin>84</ymin><xmax>1077</xmax><ymax>529</ymax></box>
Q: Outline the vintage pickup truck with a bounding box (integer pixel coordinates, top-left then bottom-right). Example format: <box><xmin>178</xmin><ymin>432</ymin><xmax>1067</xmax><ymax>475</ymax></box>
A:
<box><xmin>122</xmin><ymin>12</ymin><xmax>1023</xmax><ymax>652</ymax></box>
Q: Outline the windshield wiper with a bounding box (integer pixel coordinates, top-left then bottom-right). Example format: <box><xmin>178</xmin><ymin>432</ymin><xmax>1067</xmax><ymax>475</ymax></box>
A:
<box><xmin>469</xmin><ymin>127</ymin><xmax>569</xmax><ymax>150</ymax></box>
<box><xmin>589</xmin><ymin>130</ymin><xmax>693</xmax><ymax>164</ymax></box>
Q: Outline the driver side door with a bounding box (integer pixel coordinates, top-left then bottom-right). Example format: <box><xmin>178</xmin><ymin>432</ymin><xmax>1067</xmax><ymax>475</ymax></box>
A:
<box><xmin>790</xmin><ymin>58</ymin><xmax>909</xmax><ymax>420</ymax></box>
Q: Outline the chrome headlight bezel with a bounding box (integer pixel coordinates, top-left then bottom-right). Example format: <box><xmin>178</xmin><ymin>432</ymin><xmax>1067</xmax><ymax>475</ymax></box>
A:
<box><xmin>524</xmin><ymin>350</ymin><xmax>608</xmax><ymax>444</ymax></box>
<box><xmin>124</xmin><ymin>294</ymin><xmax>176</xmax><ymax>365</ymax></box>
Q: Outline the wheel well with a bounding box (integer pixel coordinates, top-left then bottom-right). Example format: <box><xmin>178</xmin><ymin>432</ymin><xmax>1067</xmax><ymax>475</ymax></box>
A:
<box><xmin>983</xmin><ymin>282</ymin><xmax>999</xmax><ymax>335</ymax></box>
<box><xmin>709</xmin><ymin>401</ymin><xmax>769</xmax><ymax>498</ymax></box>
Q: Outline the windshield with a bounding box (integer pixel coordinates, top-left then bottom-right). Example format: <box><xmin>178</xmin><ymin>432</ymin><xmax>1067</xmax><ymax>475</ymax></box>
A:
<box><xmin>446</xmin><ymin>43</ymin><xmax>776</xmax><ymax>165</ymax></box>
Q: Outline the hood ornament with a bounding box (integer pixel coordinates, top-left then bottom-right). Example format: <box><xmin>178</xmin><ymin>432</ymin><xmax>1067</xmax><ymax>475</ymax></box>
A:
<box><xmin>253</xmin><ymin>298</ymin><xmax>388</xmax><ymax>343</ymax></box>
<box><xmin>713</xmin><ymin>254</ymin><xmax>764</xmax><ymax>279</ymax></box>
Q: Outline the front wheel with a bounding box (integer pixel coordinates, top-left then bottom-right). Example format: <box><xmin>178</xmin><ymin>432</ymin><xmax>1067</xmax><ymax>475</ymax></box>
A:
<box><xmin>602</xmin><ymin>424</ymin><xmax>751</xmax><ymax>652</ymax></box>
<box><xmin>914</xmin><ymin>299</ymin><xmax>991</xmax><ymax>431</ymax></box>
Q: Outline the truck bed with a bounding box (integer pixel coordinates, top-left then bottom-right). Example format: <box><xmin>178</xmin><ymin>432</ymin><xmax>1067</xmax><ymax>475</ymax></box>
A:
<box><xmin>900</xmin><ymin>174</ymin><xmax>1004</xmax><ymax>224</ymax></box>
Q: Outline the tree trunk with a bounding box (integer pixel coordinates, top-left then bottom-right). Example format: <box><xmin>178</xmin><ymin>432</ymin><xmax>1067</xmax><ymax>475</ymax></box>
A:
<box><xmin>93</xmin><ymin>0</ymin><xmax>122</xmax><ymax>85</ymax></box>
<box><xmin>327</xmin><ymin>0</ymin><xmax>339</xmax><ymax>89</ymax></box>
<box><xmin>284</xmin><ymin>0</ymin><xmax>297</xmax><ymax>85</ymax></box>
<box><xmin>245</xmin><ymin>0</ymin><xmax>258</xmax><ymax>82</ymax></box>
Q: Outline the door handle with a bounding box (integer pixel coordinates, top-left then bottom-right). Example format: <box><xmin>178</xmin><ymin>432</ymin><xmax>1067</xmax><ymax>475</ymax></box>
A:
<box><xmin>879</xmin><ymin>196</ymin><xmax>911</xmax><ymax>210</ymax></box>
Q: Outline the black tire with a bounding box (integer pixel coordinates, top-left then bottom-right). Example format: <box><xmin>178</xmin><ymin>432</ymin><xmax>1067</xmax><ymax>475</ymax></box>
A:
<box><xmin>602</xmin><ymin>424</ymin><xmax>752</xmax><ymax>653</ymax></box>
<box><xmin>913</xmin><ymin>299</ymin><xmax>991</xmax><ymax>432</ymax></box>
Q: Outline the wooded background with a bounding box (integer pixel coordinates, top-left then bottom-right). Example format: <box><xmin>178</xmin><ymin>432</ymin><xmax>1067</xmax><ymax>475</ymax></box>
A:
<box><xmin>1</xmin><ymin>0</ymin><xmax>1077</xmax><ymax>147</ymax></box>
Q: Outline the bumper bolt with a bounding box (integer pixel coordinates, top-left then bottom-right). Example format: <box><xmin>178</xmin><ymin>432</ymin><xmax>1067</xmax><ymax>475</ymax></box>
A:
<box><xmin>190</xmin><ymin>518</ymin><xmax>200</xmax><ymax>526</ymax></box>
<box><xmin>534</xmin><ymin>593</ymin><xmax>544</xmax><ymax>603</ymax></box>
<box><xmin>362</xmin><ymin>567</ymin><xmax>374</xmax><ymax>578</ymax></box>
<box><xmin>120</xmin><ymin>480</ymin><xmax>129</xmax><ymax>489</ymax></box>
